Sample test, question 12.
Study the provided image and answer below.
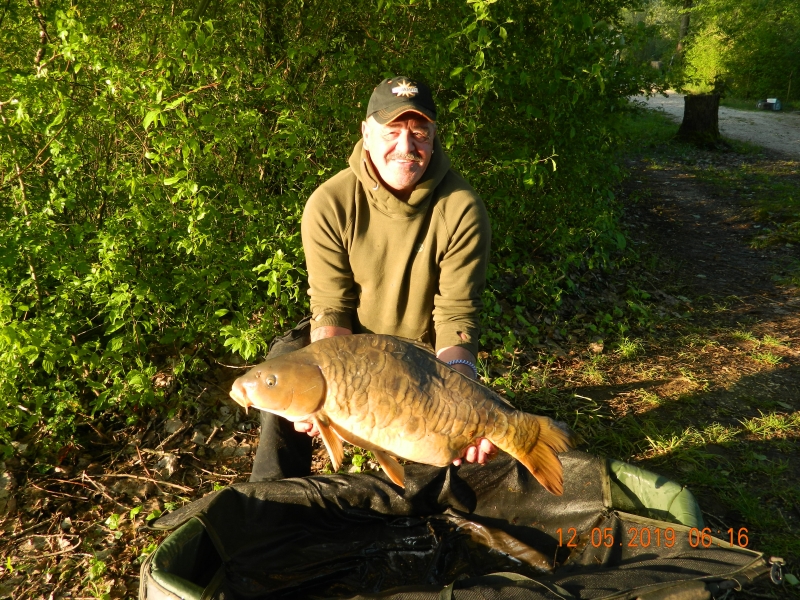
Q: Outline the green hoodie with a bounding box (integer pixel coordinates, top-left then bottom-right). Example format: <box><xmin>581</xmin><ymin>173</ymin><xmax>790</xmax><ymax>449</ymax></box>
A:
<box><xmin>301</xmin><ymin>138</ymin><xmax>490</xmax><ymax>356</ymax></box>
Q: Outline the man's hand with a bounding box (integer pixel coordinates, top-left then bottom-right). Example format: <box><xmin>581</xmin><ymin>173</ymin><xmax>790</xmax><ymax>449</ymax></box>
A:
<box><xmin>294</xmin><ymin>420</ymin><xmax>320</xmax><ymax>437</ymax></box>
<box><xmin>452</xmin><ymin>438</ymin><xmax>497</xmax><ymax>466</ymax></box>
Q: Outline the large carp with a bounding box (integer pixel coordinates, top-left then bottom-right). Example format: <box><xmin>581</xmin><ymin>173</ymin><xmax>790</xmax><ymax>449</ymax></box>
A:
<box><xmin>229</xmin><ymin>335</ymin><xmax>574</xmax><ymax>495</ymax></box>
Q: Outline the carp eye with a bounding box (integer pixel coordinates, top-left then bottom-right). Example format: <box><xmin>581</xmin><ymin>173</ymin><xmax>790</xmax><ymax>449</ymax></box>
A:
<box><xmin>265</xmin><ymin>375</ymin><xmax>277</xmax><ymax>388</ymax></box>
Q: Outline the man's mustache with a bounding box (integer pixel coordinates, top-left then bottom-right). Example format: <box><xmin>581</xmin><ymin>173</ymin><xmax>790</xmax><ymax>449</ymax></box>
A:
<box><xmin>387</xmin><ymin>152</ymin><xmax>423</xmax><ymax>163</ymax></box>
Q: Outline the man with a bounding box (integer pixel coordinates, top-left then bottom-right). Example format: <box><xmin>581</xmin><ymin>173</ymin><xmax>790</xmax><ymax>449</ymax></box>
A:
<box><xmin>249</xmin><ymin>76</ymin><xmax>495</xmax><ymax>482</ymax></box>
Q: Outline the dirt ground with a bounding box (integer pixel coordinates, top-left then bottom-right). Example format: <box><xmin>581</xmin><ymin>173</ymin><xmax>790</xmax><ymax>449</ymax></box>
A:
<box><xmin>638</xmin><ymin>93</ymin><xmax>800</xmax><ymax>158</ymax></box>
<box><xmin>0</xmin><ymin>119</ymin><xmax>798</xmax><ymax>598</ymax></box>
<box><xmin>581</xmin><ymin>136</ymin><xmax>800</xmax><ymax>595</ymax></box>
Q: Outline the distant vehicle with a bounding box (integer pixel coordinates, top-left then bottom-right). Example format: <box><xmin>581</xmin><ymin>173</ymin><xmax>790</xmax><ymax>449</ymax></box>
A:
<box><xmin>756</xmin><ymin>98</ymin><xmax>782</xmax><ymax>111</ymax></box>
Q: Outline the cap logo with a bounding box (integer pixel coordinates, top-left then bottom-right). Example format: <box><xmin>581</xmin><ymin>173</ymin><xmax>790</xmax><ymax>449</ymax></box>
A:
<box><xmin>391</xmin><ymin>79</ymin><xmax>418</xmax><ymax>98</ymax></box>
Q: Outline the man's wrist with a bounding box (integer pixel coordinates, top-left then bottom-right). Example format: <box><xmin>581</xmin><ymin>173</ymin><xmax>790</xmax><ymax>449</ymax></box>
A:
<box><xmin>436</xmin><ymin>345</ymin><xmax>478</xmax><ymax>379</ymax></box>
<box><xmin>446</xmin><ymin>359</ymin><xmax>478</xmax><ymax>378</ymax></box>
<box><xmin>310</xmin><ymin>326</ymin><xmax>352</xmax><ymax>343</ymax></box>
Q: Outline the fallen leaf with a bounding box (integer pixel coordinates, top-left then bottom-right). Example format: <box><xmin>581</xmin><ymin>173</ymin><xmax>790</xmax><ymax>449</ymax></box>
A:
<box><xmin>155</xmin><ymin>454</ymin><xmax>180</xmax><ymax>479</ymax></box>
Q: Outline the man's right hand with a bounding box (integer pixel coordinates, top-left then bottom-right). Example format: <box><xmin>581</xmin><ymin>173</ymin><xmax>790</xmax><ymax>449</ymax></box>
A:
<box><xmin>294</xmin><ymin>420</ymin><xmax>320</xmax><ymax>437</ymax></box>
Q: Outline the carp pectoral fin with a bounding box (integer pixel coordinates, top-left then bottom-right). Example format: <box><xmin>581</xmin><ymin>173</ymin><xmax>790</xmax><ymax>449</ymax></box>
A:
<box><xmin>313</xmin><ymin>415</ymin><xmax>344</xmax><ymax>472</ymax></box>
<box><xmin>373</xmin><ymin>450</ymin><xmax>405</xmax><ymax>488</ymax></box>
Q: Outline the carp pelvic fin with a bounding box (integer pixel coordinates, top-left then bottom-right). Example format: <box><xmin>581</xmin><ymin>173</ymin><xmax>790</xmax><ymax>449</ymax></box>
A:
<box><xmin>313</xmin><ymin>414</ymin><xmax>344</xmax><ymax>472</ymax></box>
<box><xmin>505</xmin><ymin>416</ymin><xmax>574</xmax><ymax>496</ymax></box>
<box><xmin>373</xmin><ymin>450</ymin><xmax>405</xmax><ymax>488</ymax></box>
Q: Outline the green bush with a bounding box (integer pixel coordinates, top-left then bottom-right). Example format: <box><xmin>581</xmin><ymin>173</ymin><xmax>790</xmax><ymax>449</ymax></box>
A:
<box><xmin>0</xmin><ymin>0</ymin><xmax>658</xmax><ymax>454</ymax></box>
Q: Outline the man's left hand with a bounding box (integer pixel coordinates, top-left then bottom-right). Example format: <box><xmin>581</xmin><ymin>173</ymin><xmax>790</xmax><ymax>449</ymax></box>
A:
<box><xmin>452</xmin><ymin>438</ymin><xmax>497</xmax><ymax>466</ymax></box>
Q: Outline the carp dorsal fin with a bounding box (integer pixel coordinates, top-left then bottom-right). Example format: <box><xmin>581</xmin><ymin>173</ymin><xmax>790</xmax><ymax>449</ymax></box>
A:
<box><xmin>313</xmin><ymin>414</ymin><xmax>344</xmax><ymax>472</ymax></box>
<box><xmin>373</xmin><ymin>450</ymin><xmax>405</xmax><ymax>488</ymax></box>
<box><xmin>388</xmin><ymin>334</ymin><xmax>435</xmax><ymax>355</ymax></box>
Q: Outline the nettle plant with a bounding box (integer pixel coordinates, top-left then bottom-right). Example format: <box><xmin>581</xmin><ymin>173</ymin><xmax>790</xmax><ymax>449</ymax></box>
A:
<box><xmin>1</xmin><ymin>0</ymin><xmax>659</xmax><ymax>454</ymax></box>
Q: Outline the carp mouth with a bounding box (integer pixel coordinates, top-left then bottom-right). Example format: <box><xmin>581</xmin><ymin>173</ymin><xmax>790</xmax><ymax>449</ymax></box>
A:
<box><xmin>229</xmin><ymin>379</ymin><xmax>252</xmax><ymax>412</ymax></box>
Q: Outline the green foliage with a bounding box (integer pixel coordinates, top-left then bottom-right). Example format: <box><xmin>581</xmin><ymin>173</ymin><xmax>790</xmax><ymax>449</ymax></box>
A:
<box><xmin>638</xmin><ymin>0</ymin><xmax>800</xmax><ymax>100</ymax></box>
<box><xmin>623</xmin><ymin>1</ymin><xmax>682</xmax><ymax>63</ymax></box>
<box><xmin>682</xmin><ymin>26</ymin><xmax>728</xmax><ymax>94</ymax></box>
<box><xmin>1</xmin><ymin>0</ymin><xmax>660</xmax><ymax>453</ymax></box>
<box><xmin>708</xmin><ymin>0</ymin><xmax>800</xmax><ymax>101</ymax></box>
<box><xmin>86</xmin><ymin>558</ymin><xmax>106</xmax><ymax>581</ymax></box>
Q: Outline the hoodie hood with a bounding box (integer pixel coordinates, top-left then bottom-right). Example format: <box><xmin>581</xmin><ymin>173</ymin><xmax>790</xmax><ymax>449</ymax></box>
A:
<box><xmin>348</xmin><ymin>136</ymin><xmax>451</xmax><ymax>218</ymax></box>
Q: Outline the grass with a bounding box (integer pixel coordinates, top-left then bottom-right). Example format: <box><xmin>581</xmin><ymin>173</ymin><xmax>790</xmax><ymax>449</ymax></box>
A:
<box><xmin>761</xmin><ymin>335</ymin><xmax>784</xmax><ymax>347</ymax></box>
<box><xmin>752</xmin><ymin>350</ymin><xmax>783</xmax><ymax>365</ymax></box>
<box><xmin>619</xmin><ymin>103</ymin><xmax>679</xmax><ymax>149</ymax></box>
<box><xmin>638</xmin><ymin>389</ymin><xmax>663</xmax><ymax>407</ymax></box>
<box><xmin>720</xmin><ymin>95</ymin><xmax>797</xmax><ymax>113</ymax></box>
<box><xmin>731</xmin><ymin>329</ymin><xmax>758</xmax><ymax>343</ymax></box>
<box><xmin>615</xmin><ymin>337</ymin><xmax>644</xmax><ymax>359</ymax></box>
<box><xmin>740</xmin><ymin>412</ymin><xmax>800</xmax><ymax>438</ymax></box>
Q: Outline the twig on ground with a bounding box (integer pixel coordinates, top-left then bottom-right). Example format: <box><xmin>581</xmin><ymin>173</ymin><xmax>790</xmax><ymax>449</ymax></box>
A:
<box><xmin>17</xmin><ymin>533</ymin><xmax>75</xmax><ymax>538</ymax></box>
<box><xmin>47</xmin><ymin>478</ymin><xmax>97</xmax><ymax>491</ymax></box>
<box><xmin>29</xmin><ymin>482</ymin><xmax>88</xmax><ymax>501</ymax></box>
<box><xmin>135</xmin><ymin>444</ymin><xmax>164</xmax><ymax>495</ymax></box>
<box><xmin>206</xmin><ymin>379</ymin><xmax>237</xmax><ymax>397</ymax></box>
<box><xmin>17</xmin><ymin>534</ymin><xmax>84</xmax><ymax>558</ymax></box>
<box><xmin>7</xmin><ymin>516</ymin><xmax>57</xmax><ymax>540</ymax></box>
<box><xmin>81</xmin><ymin>472</ymin><xmax>128</xmax><ymax>508</ymax></box>
<box><xmin>190</xmin><ymin>460</ymin><xmax>236</xmax><ymax>478</ymax></box>
<box><xmin>205</xmin><ymin>426</ymin><xmax>220</xmax><ymax>445</ymax></box>
<box><xmin>156</xmin><ymin>423</ymin><xmax>190</xmax><ymax>451</ymax></box>
<box><xmin>209</xmin><ymin>357</ymin><xmax>255</xmax><ymax>369</ymax></box>
<box><xmin>41</xmin><ymin>547</ymin><xmax>92</xmax><ymax>559</ymax></box>
<box><xmin>100</xmin><ymin>473</ymin><xmax>193</xmax><ymax>493</ymax></box>
<box><xmin>135</xmin><ymin>445</ymin><xmax>155</xmax><ymax>480</ymax></box>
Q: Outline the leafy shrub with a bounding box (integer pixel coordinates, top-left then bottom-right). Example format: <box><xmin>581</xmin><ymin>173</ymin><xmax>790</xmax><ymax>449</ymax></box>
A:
<box><xmin>0</xmin><ymin>0</ymin><xmax>659</xmax><ymax>454</ymax></box>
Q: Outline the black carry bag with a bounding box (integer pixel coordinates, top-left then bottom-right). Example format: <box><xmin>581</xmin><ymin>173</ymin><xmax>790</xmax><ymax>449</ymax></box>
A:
<box><xmin>139</xmin><ymin>451</ymin><xmax>773</xmax><ymax>600</ymax></box>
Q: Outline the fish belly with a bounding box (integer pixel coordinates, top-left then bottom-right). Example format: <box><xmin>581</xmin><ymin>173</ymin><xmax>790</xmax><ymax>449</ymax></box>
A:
<box><xmin>313</xmin><ymin>335</ymin><xmax>507</xmax><ymax>466</ymax></box>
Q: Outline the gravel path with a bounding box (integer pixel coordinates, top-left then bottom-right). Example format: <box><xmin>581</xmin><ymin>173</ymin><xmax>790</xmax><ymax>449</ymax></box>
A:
<box><xmin>637</xmin><ymin>92</ymin><xmax>800</xmax><ymax>158</ymax></box>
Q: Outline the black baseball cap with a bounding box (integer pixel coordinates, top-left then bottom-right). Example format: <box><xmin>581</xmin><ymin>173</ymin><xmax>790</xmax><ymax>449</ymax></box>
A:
<box><xmin>366</xmin><ymin>76</ymin><xmax>437</xmax><ymax>124</ymax></box>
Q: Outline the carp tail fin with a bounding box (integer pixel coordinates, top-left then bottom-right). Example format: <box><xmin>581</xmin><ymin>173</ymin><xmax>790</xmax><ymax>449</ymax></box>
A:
<box><xmin>501</xmin><ymin>414</ymin><xmax>575</xmax><ymax>496</ymax></box>
<box><xmin>373</xmin><ymin>450</ymin><xmax>405</xmax><ymax>488</ymax></box>
<box><xmin>313</xmin><ymin>414</ymin><xmax>344</xmax><ymax>472</ymax></box>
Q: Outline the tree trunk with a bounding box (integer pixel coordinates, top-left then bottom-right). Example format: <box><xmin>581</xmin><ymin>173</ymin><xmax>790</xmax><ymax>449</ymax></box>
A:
<box><xmin>675</xmin><ymin>0</ymin><xmax>693</xmax><ymax>56</ymax></box>
<box><xmin>677</xmin><ymin>93</ymin><xmax>724</xmax><ymax>148</ymax></box>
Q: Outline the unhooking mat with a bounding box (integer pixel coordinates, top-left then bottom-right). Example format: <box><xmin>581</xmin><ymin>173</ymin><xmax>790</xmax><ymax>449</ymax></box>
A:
<box><xmin>139</xmin><ymin>451</ymin><xmax>775</xmax><ymax>599</ymax></box>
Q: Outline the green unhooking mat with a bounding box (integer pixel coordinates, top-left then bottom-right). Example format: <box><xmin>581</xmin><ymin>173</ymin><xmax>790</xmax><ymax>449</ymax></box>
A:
<box><xmin>139</xmin><ymin>451</ymin><xmax>774</xmax><ymax>599</ymax></box>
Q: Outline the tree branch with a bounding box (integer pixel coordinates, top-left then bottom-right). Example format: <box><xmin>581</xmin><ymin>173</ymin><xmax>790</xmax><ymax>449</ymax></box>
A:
<box><xmin>27</xmin><ymin>0</ymin><xmax>51</xmax><ymax>66</ymax></box>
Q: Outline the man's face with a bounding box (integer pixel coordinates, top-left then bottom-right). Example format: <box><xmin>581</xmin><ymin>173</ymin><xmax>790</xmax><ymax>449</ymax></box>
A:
<box><xmin>361</xmin><ymin>113</ymin><xmax>436</xmax><ymax>197</ymax></box>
